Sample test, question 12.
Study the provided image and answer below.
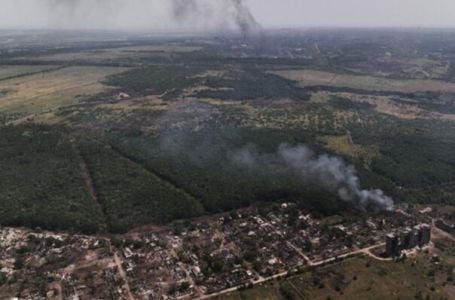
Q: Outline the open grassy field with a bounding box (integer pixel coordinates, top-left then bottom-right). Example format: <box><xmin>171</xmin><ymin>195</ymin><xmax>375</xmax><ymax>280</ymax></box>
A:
<box><xmin>218</xmin><ymin>239</ymin><xmax>455</xmax><ymax>300</ymax></box>
<box><xmin>9</xmin><ymin>44</ymin><xmax>202</xmax><ymax>64</ymax></box>
<box><xmin>311</xmin><ymin>91</ymin><xmax>455</xmax><ymax>123</ymax></box>
<box><xmin>318</xmin><ymin>134</ymin><xmax>379</xmax><ymax>167</ymax></box>
<box><xmin>284</xmin><ymin>255</ymin><xmax>449</xmax><ymax>300</ymax></box>
<box><xmin>215</xmin><ymin>284</ymin><xmax>282</xmax><ymax>300</ymax></box>
<box><xmin>271</xmin><ymin>69</ymin><xmax>455</xmax><ymax>93</ymax></box>
<box><xmin>394</xmin><ymin>58</ymin><xmax>450</xmax><ymax>79</ymax></box>
<box><xmin>0</xmin><ymin>66</ymin><xmax>127</xmax><ymax>117</ymax></box>
<box><xmin>0</xmin><ymin>65</ymin><xmax>57</xmax><ymax>81</ymax></box>
<box><xmin>343</xmin><ymin>57</ymin><xmax>450</xmax><ymax>80</ymax></box>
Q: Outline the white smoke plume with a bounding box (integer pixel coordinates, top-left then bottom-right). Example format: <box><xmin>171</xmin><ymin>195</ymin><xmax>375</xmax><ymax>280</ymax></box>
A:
<box><xmin>154</xmin><ymin>101</ymin><xmax>393</xmax><ymax>212</ymax></box>
<box><xmin>230</xmin><ymin>143</ymin><xmax>395</xmax><ymax>211</ymax></box>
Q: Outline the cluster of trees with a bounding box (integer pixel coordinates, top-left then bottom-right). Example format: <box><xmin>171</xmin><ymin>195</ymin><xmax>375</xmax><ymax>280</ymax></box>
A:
<box><xmin>194</xmin><ymin>69</ymin><xmax>309</xmax><ymax>101</ymax></box>
<box><xmin>350</xmin><ymin>117</ymin><xmax>455</xmax><ymax>190</ymax></box>
<box><xmin>106</xmin><ymin>60</ymin><xmax>309</xmax><ymax>102</ymax></box>
<box><xmin>105</xmin><ymin>65</ymin><xmax>201</xmax><ymax>100</ymax></box>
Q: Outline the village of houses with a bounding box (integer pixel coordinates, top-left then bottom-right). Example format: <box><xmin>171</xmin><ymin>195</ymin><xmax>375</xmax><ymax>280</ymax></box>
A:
<box><xmin>0</xmin><ymin>202</ymin><xmax>449</xmax><ymax>300</ymax></box>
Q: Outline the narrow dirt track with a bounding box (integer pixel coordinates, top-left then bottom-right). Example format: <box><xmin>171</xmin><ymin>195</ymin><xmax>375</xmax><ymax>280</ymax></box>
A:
<box><xmin>72</xmin><ymin>142</ymin><xmax>108</xmax><ymax>231</ymax></box>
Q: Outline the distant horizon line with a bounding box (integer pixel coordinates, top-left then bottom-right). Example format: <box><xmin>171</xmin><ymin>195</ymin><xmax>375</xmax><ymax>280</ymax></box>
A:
<box><xmin>2</xmin><ymin>25</ymin><xmax>455</xmax><ymax>34</ymax></box>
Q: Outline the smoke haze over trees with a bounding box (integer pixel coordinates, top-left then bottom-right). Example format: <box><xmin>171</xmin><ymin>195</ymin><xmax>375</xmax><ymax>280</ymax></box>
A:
<box><xmin>230</xmin><ymin>143</ymin><xmax>394</xmax><ymax>211</ymax></box>
<box><xmin>152</xmin><ymin>101</ymin><xmax>394</xmax><ymax>212</ymax></box>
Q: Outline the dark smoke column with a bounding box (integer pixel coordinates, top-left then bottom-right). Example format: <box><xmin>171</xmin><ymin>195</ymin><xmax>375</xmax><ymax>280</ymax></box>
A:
<box><xmin>231</xmin><ymin>0</ymin><xmax>260</xmax><ymax>36</ymax></box>
<box><xmin>171</xmin><ymin>0</ymin><xmax>260</xmax><ymax>36</ymax></box>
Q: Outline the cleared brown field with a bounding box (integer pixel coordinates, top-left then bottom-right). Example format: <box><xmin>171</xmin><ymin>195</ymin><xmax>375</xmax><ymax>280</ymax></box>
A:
<box><xmin>271</xmin><ymin>69</ymin><xmax>455</xmax><ymax>93</ymax></box>
<box><xmin>0</xmin><ymin>66</ymin><xmax>128</xmax><ymax>116</ymax></box>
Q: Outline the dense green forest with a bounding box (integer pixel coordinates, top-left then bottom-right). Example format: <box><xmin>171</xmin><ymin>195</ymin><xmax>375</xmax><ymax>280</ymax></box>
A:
<box><xmin>0</xmin><ymin>125</ymin><xmax>104</xmax><ymax>233</ymax></box>
<box><xmin>79</xmin><ymin>141</ymin><xmax>204</xmax><ymax>233</ymax></box>
<box><xmin>3</xmin><ymin>116</ymin><xmax>453</xmax><ymax>233</ymax></box>
<box><xmin>2</xmin><ymin>30</ymin><xmax>455</xmax><ymax>233</ymax></box>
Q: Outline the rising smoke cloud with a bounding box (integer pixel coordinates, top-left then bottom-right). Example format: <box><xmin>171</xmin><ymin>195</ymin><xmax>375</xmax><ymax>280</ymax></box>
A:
<box><xmin>171</xmin><ymin>0</ymin><xmax>260</xmax><ymax>36</ymax></box>
<box><xmin>155</xmin><ymin>101</ymin><xmax>394</xmax><ymax>212</ymax></box>
<box><xmin>0</xmin><ymin>0</ymin><xmax>259</xmax><ymax>34</ymax></box>
<box><xmin>230</xmin><ymin>143</ymin><xmax>395</xmax><ymax>211</ymax></box>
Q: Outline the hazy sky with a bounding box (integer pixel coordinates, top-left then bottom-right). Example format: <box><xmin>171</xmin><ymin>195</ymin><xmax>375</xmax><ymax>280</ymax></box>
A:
<box><xmin>1</xmin><ymin>0</ymin><xmax>455</xmax><ymax>31</ymax></box>
<box><xmin>251</xmin><ymin>0</ymin><xmax>455</xmax><ymax>28</ymax></box>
